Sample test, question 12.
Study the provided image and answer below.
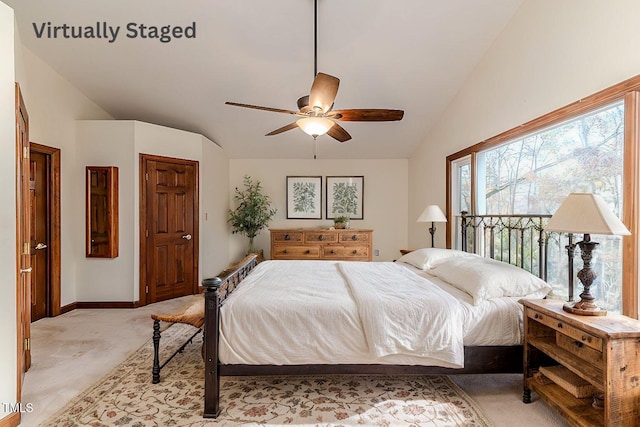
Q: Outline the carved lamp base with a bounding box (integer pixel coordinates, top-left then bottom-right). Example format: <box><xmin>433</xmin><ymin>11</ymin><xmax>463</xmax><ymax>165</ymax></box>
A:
<box><xmin>562</xmin><ymin>237</ymin><xmax>607</xmax><ymax>317</ymax></box>
<box><xmin>563</xmin><ymin>301</ymin><xmax>607</xmax><ymax>316</ymax></box>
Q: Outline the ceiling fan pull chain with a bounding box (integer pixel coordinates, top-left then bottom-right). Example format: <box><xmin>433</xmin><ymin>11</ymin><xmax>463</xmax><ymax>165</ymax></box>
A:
<box><xmin>313</xmin><ymin>136</ymin><xmax>318</xmax><ymax>159</ymax></box>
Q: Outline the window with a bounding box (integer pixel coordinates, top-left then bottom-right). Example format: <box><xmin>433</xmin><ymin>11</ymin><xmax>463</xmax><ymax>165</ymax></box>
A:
<box><xmin>449</xmin><ymin>156</ymin><xmax>471</xmax><ymax>250</ymax></box>
<box><xmin>447</xmin><ymin>77</ymin><xmax>640</xmax><ymax>317</ymax></box>
<box><xmin>480</xmin><ymin>103</ymin><xmax>624</xmax><ymax>217</ymax></box>
<box><xmin>481</xmin><ymin>103</ymin><xmax>624</xmax><ymax>312</ymax></box>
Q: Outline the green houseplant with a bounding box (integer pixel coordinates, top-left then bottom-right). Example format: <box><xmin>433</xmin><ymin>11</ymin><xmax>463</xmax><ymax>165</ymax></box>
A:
<box><xmin>228</xmin><ymin>175</ymin><xmax>277</xmax><ymax>253</ymax></box>
<box><xmin>333</xmin><ymin>215</ymin><xmax>350</xmax><ymax>229</ymax></box>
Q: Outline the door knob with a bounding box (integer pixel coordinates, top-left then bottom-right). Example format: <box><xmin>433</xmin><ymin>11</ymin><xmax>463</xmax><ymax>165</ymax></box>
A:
<box><xmin>20</xmin><ymin>267</ymin><xmax>32</xmax><ymax>273</ymax></box>
<box><xmin>182</xmin><ymin>234</ymin><xmax>192</xmax><ymax>240</ymax></box>
<box><xmin>35</xmin><ymin>243</ymin><xmax>47</xmax><ymax>250</ymax></box>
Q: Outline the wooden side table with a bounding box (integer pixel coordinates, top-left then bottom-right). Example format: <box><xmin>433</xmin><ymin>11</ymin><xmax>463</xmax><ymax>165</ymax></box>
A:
<box><xmin>522</xmin><ymin>299</ymin><xmax>640</xmax><ymax>426</ymax></box>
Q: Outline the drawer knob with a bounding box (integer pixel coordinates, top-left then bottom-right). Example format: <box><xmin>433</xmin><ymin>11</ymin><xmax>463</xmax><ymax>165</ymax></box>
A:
<box><xmin>575</xmin><ymin>341</ymin><xmax>584</xmax><ymax>348</ymax></box>
<box><xmin>557</xmin><ymin>322</ymin><xmax>563</xmax><ymax>329</ymax></box>
<box><xmin>330</xmin><ymin>250</ymin><xmax>335</xmax><ymax>254</ymax></box>
<box><xmin>305</xmin><ymin>249</ymin><xmax>310</xmax><ymax>254</ymax></box>
<box><xmin>283</xmin><ymin>249</ymin><xmax>288</xmax><ymax>254</ymax></box>
<box><xmin>284</xmin><ymin>234</ymin><xmax>290</xmax><ymax>240</ymax></box>
<box><xmin>351</xmin><ymin>235</ymin><xmax>358</xmax><ymax>241</ymax></box>
<box><xmin>319</xmin><ymin>235</ymin><xmax>324</xmax><ymax>241</ymax></box>
<box><xmin>534</xmin><ymin>314</ymin><xmax>540</xmax><ymax>320</ymax></box>
<box><xmin>352</xmin><ymin>249</ymin><xmax>357</xmax><ymax>254</ymax></box>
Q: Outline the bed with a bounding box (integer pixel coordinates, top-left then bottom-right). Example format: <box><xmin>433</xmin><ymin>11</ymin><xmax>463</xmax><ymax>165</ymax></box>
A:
<box><xmin>201</xmin><ymin>213</ymin><xmax>553</xmax><ymax>418</ymax></box>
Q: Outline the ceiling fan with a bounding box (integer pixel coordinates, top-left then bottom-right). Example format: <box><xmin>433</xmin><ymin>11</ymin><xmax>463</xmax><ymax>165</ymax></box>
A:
<box><xmin>225</xmin><ymin>0</ymin><xmax>404</xmax><ymax>144</ymax></box>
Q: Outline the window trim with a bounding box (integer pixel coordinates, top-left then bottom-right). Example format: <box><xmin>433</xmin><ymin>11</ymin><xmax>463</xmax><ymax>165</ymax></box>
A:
<box><xmin>446</xmin><ymin>75</ymin><xmax>640</xmax><ymax>318</ymax></box>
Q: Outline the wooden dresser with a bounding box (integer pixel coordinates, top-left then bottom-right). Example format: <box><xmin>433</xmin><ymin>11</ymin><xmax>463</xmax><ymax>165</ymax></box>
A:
<box><xmin>270</xmin><ymin>228</ymin><xmax>372</xmax><ymax>261</ymax></box>
<box><xmin>522</xmin><ymin>299</ymin><xmax>640</xmax><ymax>426</ymax></box>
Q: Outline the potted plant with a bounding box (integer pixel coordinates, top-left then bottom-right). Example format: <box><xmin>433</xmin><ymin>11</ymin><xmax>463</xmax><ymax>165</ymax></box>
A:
<box><xmin>228</xmin><ymin>175</ymin><xmax>277</xmax><ymax>254</ymax></box>
<box><xmin>334</xmin><ymin>215</ymin><xmax>350</xmax><ymax>229</ymax></box>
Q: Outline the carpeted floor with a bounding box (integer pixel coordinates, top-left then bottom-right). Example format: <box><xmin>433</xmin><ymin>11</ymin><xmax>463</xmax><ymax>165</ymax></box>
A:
<box><xmin>41</xmin><ymin>323</ymin><xmax>493</xmax><ymax>426</ymax></box>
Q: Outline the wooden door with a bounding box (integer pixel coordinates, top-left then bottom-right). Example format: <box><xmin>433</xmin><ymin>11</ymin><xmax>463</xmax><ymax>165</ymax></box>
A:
<box><xmin>15</xmin><ymin>84</ymin><xmax>31</xmax><ymax>388</ymax></box>
<box><xmin>86</xmin><ymin>166</ymin><xmax>118</xmax><ymax>258</ymax></box>
<box><xmin>29</xmin><ymin>151</ymin><xmax>49</xmax><ymax>321</ymax></box>
<box><xmin>141</xmin><ymin>155</ymin><xmax>199</xmax><ymax>304</ymax></box>
<box><xmin>30</xmin><ymin>142</ymin><xmax>62</xmax><ymax>317</ymax></box>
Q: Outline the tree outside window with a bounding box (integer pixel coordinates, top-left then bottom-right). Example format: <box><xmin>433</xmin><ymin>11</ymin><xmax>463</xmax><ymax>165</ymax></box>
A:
<box><xmin>478</xmin><ymin>101</ymin><xmax>624</xmax><ymax>312</ymax></box>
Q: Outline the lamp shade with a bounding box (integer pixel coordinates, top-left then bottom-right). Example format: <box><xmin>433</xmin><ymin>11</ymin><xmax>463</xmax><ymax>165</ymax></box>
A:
<box><xmin>296</xmin><ymin>117</ymin><xmax>334</xmax><ymax>137</ymax></box>
<box><xmin>417</xmin><ymin>205</ymin><xmax>447</xmax><ymax>223</ymax></box>
<box><xmin>545</xmin><ymin>193</ymin><xmax>630</xmax><ymax>236</ymax></box>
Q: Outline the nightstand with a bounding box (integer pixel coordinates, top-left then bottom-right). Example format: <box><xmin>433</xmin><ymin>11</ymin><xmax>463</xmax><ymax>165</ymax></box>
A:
<box><xmin>522</xmin><ymin>299</ymin><xmax>640</xmax><ymax>426</ymax></box>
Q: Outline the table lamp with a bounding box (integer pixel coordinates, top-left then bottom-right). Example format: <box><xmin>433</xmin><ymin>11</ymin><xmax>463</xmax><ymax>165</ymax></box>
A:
<box><xmin>417</xmin><ymin>205</ymin><xmax>447</xmax><ymax>248</ymax></box>
<box><xmin>545</xmin><ymin>193</ymin><xmax>630</xmax><ymax>316</ymax></box>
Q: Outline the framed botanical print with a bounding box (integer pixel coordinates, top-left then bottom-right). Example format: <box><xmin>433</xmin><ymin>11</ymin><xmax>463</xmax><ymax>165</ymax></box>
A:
<box><xmin>326</xmin><ymin>176</ymin><xmax>364</xmax><ymax>220</ymax></box>
<box><xmin>286</xmin><ymin>176</ymin><xmax>322</xmax><ymax>219</ymax></box>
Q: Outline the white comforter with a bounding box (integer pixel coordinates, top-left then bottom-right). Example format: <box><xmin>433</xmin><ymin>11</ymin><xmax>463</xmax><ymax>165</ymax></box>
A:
<box><xmin>219</xmin><ymin>260</ymin><xmax>467</xmax><ymax>368</ymax></box>
<box><xmin>337</xmin><ymin>262</ymin><xmax>464</xmax><ymax>365</ymax></box>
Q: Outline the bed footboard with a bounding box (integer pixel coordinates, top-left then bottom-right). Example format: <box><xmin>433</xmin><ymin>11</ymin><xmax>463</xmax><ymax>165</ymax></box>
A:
<box><xmin>201</xmin><ymin>244</ymin><xmax>535</xmax><ymax>418</ymax></box>
<box><xmin>202</xmin><ymin>253</ymin><xmax>259</xmax><ymax>418</ymax></box>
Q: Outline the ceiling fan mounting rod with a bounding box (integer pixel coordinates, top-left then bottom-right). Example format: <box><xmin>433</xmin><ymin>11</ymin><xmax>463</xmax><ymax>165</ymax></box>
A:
<box><xmin>224</xmin><ymin>0</ymin><xmax>403</xmax><ymax>147</ymax></box>
<box><xmin>314</xmin><ymin>0</ymin><xmax>318</xmax><ymax>78</ymax></box>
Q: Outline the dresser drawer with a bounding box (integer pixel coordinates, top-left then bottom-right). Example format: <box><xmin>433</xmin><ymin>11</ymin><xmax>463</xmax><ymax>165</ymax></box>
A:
<box><xmin>322</xmin><ymin>245</ymin><xmax>369</xmax><ymax>259</ymax></box>
<box><xmin>528</xmin><ymin>309</ymin><xmax>603</xmax><ymax>352</ymax></box>
<box><xmin>272</xmin><ymin>245</ymin><xmax>319</xmax><ymax>259</ymax></box>
<box><xmin>556</xmin><ymin>332</ymin><xmax>603</xmax><ymax>364</ymax></box>
<box><xmin>271</xmin><ymin>231</ymin><xmax>303</xmax><ymax>243</ymax></box>
<box><xmin>338</xmin><ymin>232</ymin><xmax>370</xmax><ymax>243</ymax></box>
<box><xmin>270</xmin><ymin>228</ymin><xmax>372</xmax><ymax>261</ymax></box>
<box><xmin>305</xmin><ymin>232</ymin><xmax>337</xmax><ymax>243</ymax></box>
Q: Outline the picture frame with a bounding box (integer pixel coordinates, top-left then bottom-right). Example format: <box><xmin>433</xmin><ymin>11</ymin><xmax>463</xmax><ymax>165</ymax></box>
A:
<box><xmin>326</xmin><ymin>176</ymin><xmax>364</xmax><ymax>220</ymax></box>
<box><xmin>286</xmin><ymin>176</ymin><xmax>322</xmax><ymax>219</ymax></box>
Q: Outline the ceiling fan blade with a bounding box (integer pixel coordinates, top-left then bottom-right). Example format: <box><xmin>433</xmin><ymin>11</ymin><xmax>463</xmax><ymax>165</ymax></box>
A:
<box><xmin>330</xmin><ymin>109</ymin><xmax>404</xmax><ymax>122</ymax></box>
<box><xmin>225</xmin><ymin>102</ymin><xmax>298</xmax><ymax>115</ymax></box>
<box><xmin>309</xmin><ymin>73</ymin><xmax>340</xmax><ymax>114</ymax></box>
<box><xmin>327</xmin><ymin>122</ymin><xmax>352</xmax><ymax>143</ymax></box>
<box><xmin>265</xmin><ymin>122</ymin><xmax>299</xmax><ymax>136</ymax></box>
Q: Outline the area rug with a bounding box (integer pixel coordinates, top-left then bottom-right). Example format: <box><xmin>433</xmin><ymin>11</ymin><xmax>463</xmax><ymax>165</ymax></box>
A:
<box><xmin>42</xmin><ymin>323</ymin><xmax>493</xmax><ymax>426</ymax></box>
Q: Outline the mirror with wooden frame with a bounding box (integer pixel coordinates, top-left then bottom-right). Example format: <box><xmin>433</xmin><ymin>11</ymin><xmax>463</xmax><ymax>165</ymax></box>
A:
<box><xmin>86</xmin><ymin>166</ymin><xmax>119</xmax><ymax>258</ymax></box>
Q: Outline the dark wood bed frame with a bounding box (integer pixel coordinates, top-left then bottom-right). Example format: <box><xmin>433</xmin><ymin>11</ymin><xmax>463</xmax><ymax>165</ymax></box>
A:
<box><xmin>201</xmin><ymin>212</ymin><xmax>552</xmax><ymax>418</ymax></box>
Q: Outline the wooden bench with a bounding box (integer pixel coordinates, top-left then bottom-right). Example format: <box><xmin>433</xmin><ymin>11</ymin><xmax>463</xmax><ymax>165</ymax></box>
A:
<box><xmin>151</xmin><ymin>296</ymin><xmax>205</xmax><ymax>384</ymax></box>
<box><xmin>150</xmin><ymin>253</ymin><xmax>259</xmax><ymax>384</ymax></box>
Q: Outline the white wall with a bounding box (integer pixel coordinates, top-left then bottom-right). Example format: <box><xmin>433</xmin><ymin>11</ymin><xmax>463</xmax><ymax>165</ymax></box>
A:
<box><xmin>76</xmin><ymin>121</ymin><xmax>135</xmax><ymax>301</ymax></box>
<box><xmin>0</xmin><ymin>2</ymin><xmax>16</xmax><ymax>419</ymax></box>
<box><xmin>408</xmin><ymin>0</ymin><xmax>640</xmax><ymax>250</ymax></box>
<box><xmin>76</xmin><ymin>120</ymin><xmax>230</xmax><ymax>302</ymax></box>
<box><xmin>18</xmin><ymin>47</ymin><xmax>113</xmax><ymax>306</ymax></box>
<box><xmin>201</xmin><ymin>136</ymin><xmax>231</xmax><ymax>279</ymax></box>
<box><xmin>229</xmin><ymin>159</ymin><xmax>408</xmax><ymax>262</ymax></box>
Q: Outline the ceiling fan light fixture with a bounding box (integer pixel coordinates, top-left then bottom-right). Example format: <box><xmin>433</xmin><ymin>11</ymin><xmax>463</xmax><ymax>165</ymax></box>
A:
<box><xmin>296</xmin><ymin>117</ymin><xmax>334</xmax><ymax>137</ymax></box>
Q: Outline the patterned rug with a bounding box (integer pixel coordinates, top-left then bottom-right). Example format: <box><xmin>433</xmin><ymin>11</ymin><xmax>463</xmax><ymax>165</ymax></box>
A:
<box><xmin>43</xmin><ymin>323</ymin><xmax>493</xmax><ymax>426</ymax></box>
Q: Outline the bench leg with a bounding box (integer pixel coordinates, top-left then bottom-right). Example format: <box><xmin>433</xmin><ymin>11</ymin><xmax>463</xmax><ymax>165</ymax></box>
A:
<box><xmin>152</xmin><ymin>319</ymin><xmax>161</xmax><ymax>384</ymax></box>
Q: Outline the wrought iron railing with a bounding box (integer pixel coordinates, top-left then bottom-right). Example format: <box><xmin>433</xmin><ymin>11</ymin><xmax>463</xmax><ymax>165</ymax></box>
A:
<box><xmin>459</xmin><ymin>211</ymin><xmax>552</xmax><ymax>281</ymax></box>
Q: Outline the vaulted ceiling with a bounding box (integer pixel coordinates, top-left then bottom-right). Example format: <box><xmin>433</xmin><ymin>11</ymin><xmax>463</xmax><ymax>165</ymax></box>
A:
<box><xmin>5</xmin><ymin>0</ymin><xmax>523</xmax><ymax>159</ymax></box>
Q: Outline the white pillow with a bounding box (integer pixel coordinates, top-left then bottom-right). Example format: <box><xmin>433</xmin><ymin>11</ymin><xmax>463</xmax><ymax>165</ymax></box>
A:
<box><xmin>397</xmin><ymin>248</ymin><xmax>479</xmax><ymax>270</ymax></box>
<box><xmin>430</xmin><ymin>256</ymin><xmax>551</xmax><ymax>304</ymax></box>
